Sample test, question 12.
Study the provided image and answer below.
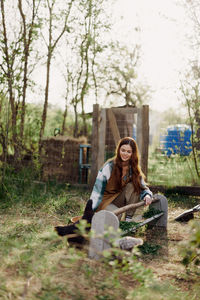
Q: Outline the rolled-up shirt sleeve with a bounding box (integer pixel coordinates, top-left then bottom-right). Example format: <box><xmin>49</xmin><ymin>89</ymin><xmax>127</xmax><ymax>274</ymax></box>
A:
<box><xmin>140</xmin><ymin>178</ymin><xmax>153</xmax><ymax>200</ymax></box>
<box><xmin>90</xmin><ymin>162</ymin><xmax>112</xmax><ymax>210</ymax></box>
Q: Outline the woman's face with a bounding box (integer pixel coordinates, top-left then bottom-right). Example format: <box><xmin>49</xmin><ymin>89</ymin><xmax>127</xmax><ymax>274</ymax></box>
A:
<box><xmin>119</xmin><ymin>144</ymin><xmax>132</xmax><ymax>162</ymax></box>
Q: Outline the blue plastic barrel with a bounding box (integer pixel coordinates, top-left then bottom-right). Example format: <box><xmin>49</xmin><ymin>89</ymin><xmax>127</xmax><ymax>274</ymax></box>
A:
<box><xmin>160</xmin><ymin>124</ymin><xmax>192</xmax><ymax>156</ymax></box>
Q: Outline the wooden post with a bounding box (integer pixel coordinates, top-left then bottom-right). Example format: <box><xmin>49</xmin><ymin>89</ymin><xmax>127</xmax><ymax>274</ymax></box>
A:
<box><xmin>136</xmin><ymin>106</ymin><xmax>143</xmax><ymax>157</ymax></box>
<box><xmin>89</xmin><ymin>104</ymin><xmax>99</xmax><ymax>188</ymax></box>
<box><xmin>98</xmin><ymin>108</ymin><xmax>106</xmax><ymax>170</ymax></box>
<box><xmin>107</xmin><ymin>108</ymin><xmax>121</xmax><ymax>146</ymax></box>
<box><xmin>141</xmin><ymin>105</ymin><xmax>149</xmax><ymax>177</ymax></box>
<box><xmin>136</xmin><ymin>105</ymin><xmax>149</xmax><ymax>178</ymax></box>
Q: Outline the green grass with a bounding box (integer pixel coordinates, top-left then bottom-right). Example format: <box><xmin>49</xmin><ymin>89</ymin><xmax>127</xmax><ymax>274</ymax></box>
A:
<box><xmin>0</xmin><ymin>167</ymin><xmax>199</xmax><ymax>299</ymax></box>
<box><xmin>104</xmin><ymin>148</ymin><xmax>200</xmax><ymax>187</ymax></box>
<box><xmin>148</xmin><ymin>151</ymin><xmax>200</xmax><ymax>187</ymax></box>
<box><xmin>138</xmin><ymin>242</ymin><xmax>162</xmax><ymax>255</ymax></box>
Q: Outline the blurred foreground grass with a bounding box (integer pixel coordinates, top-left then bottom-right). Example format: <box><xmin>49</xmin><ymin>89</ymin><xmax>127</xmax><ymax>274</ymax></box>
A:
<box><xmin>0</xmin><ymin>174</ymin><xmax>199</xmax><ymax>299</ymax></box>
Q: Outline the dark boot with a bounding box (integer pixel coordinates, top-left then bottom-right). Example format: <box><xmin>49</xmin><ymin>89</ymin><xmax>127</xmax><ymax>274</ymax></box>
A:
<box><xmin>55</xmin><ymin>199</ymin><xmax>94</xmax><ymax>246</ymax></box>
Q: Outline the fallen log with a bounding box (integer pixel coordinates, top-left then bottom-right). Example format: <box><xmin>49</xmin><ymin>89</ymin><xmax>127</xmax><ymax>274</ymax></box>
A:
<box><xmin>150</xmin><ymin>185</ymin><xmax>200</xmax><ymax>196</ymax></box>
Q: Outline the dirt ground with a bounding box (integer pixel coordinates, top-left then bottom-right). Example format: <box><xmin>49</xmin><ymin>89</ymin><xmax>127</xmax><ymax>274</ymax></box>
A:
<box><xmin>0</xmin><ymin>189</ymin><xmax>199</xmax><ymax>299</ymax></box>
<box><xmin>140</xmin><ymin>205</ymin><xmax>199</xmax><ymax>291</ymax></box>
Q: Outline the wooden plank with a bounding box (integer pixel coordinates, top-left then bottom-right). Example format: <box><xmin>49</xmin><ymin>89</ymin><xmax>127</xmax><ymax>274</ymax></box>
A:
<box><xmin>136</xmin><ymin>106</ymin><xmax>143</xmax><ymax>165</ymax></box>
<box><xmin>136</xmin><ymin>105</ymin><xmax>149</xmax><ymax>177</ymax></box>
<box><xmin>89</xmin><ymin>104</ymin><xmax>99</xmax><ymax>188</ymax></box>
<box><xmin>125</xmin><ymin>112</ymin><xmax>135</xmax><ymax>137</ymax></box>
<box><xmin>71</xmin><ymin>184</ymin><xmax>200</xmax><ymax>197</ymax></box>
<box><xmin>149</xmin><ymin>185</ymin><xmax>200</xmax><ymax>196</ymax></box>
<box><xmin>98</xmin><ymin>108</ymin><xmax>106</xmax><ymax>170</ymax></box>
<box><xmin>141</xmin><ymin>105</ymin><xmax>149</xmax><ymax>177</ymax></box>
<box><xmin>107</xmin><ymin>108</ymin><xmax>121</xmax><ymax>146</ymax></box>
<box><xmin>111</xmin><ymin>106</ymin><xmax>138</xmax><ymax>114</ymax></box>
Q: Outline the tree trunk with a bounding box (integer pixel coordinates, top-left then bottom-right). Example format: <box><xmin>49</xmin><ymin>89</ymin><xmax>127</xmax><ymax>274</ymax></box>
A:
<box><xmin>39</xmin><ymin>0</ymin><xmax>74</xmax><ymax>153</ymax></box>
<box><xmin>39</xmin><ymin>51</ymin><xmax>51</xmax><ymax>153</ymax></box>
<box><xmin>18</xmin><ymin>0</ymin><xmax>38</xmax><ymax>148</ymax></box>
<box><xmin>0</xmin><ymin>0</ymin><xmax>18</xmax><ymax>160</ymax></box>
<box><xmin>61</xmin><ymin>105</ymin><xmax>68</xmax><ymax>135</ymax></box>
<box><xmin>73</xmin><ymin>102</ymin><xmax>78</xmax><ymax>138</ymax></box>
<box><xmin>186</xmin><ymin>97</ymin><xmax>200</xmax><ymax>178</ymax></box>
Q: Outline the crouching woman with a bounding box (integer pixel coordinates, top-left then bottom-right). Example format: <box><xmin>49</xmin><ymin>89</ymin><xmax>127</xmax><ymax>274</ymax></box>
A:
<box><xmin>90</xmin><ymin>137</ymin><xmax>153</xmax><ymax>221</ymax></box>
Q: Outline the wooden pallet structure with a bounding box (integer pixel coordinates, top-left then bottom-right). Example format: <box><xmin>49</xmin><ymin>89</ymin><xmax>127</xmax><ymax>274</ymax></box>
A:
<box><xmin>89</xmin><ymin>104</ymin><xmax>149</xmax><ymax>187</ymax></box>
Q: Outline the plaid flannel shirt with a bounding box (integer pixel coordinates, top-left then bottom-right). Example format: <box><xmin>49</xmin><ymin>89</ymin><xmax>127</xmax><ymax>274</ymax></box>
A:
<box><xmin>90</xmin><ymin>160</ymin><xmax>153</xmax><ymax>211</ymax></box>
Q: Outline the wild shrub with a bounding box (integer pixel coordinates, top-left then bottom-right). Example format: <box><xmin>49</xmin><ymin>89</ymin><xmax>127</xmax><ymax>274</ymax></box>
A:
<box><xmin>179</xmin><ymin>219</ymin><xmax>200</xmax><ymax>274</ymax></box>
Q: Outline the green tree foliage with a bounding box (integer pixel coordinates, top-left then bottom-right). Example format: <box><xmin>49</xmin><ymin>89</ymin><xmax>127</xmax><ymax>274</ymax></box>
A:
<box><xmin>180</xmin><ymin>66</ymin><xmax>200</xmax><ymax>178</ymax></box>
<box><xmin>0</xmin><ymin>0</ymin><xmax>146</xmax><ymax>160</ymax></box>
<box><xmin>160</xmin><ymin>108</ymin><xmax>188</xmax><ymax>127</ymax></box>
<box><xmin>103</xmin><ymin>41</ymin><xmax>151</xmax><ymax>106</ymax></box>
<box><xmin>61</xmin><ymin>0</ymin><xmax>111</xmax><ymax>137</ymax></box>
<box><xmin>38</xmin><ymin>0</ymin><xmax>75</xmax><ymax>151</ymax></box>
<box><xmin>0</xmin><ymin>0</ymin><xmax>42</xmax><ymax>160</ymax></box>
<box><xmin>0</xmin><ymin>92</ymin><xmax>10</xmax><ymax>163</ymax></box>
<box><xmin>181</xmin><ymin>0</ymin><xmax>200</xmax><ymax>178</ymax></box>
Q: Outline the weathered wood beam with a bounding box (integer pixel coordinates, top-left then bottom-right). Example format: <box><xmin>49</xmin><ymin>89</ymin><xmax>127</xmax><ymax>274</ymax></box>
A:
<box><xmin>137</xmin><ymin>105</ymin><xmax>149</xmax><ymax>177</ymax></box>
<box><xmin>111</xmin><ymin>106</ymin><xmax>138</xmax><ymax>114</ymax></box>
<box><xmin>107</xmin><ymin>108</ymin><xmax>121</xmax><ymax>146</ymax></box>
<box><xmin>89</xmin><ymin>104</ymin><xmax>99</xmax><ymax>188</ymax></box>
<box><xmin>98</xmin><ymin>108</ymin><xmax>106</xmax><ymax>170</ymax></box>
<box><xmin>150</xmin><ymin>185</ymin><xmax>200</xmax><ymax>196</ymax></box>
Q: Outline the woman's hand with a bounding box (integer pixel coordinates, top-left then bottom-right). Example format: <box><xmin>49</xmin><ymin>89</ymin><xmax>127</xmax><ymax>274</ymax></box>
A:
<box><xmin>144</xmin><ymin>194</ymin><xmax>152</xmax><ymax>206</ymax></box>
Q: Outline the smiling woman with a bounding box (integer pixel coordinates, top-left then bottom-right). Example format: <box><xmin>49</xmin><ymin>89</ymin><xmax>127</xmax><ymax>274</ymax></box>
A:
<box><xmin>119</xmin><ymin>144</ymin><xmax>132</xmax><ymax>162</ymax></box>
<box><xmin>89</xmin><ymin>137</ymin><xmax>153</xmax><ymax>221</ymax></box>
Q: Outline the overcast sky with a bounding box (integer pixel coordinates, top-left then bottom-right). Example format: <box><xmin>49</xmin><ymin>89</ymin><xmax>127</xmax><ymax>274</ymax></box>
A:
<box><xmin>111</xmin><ymin>0</ymin><xmax>194</xmax><ymax>112</ymax></box>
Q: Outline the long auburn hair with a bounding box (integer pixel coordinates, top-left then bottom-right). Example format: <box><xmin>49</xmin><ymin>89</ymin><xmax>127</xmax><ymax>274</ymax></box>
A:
<box><xmin>112</xmin><ymin>137</ymin><xmax>145</xmax><ymax>193</ymax></box>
